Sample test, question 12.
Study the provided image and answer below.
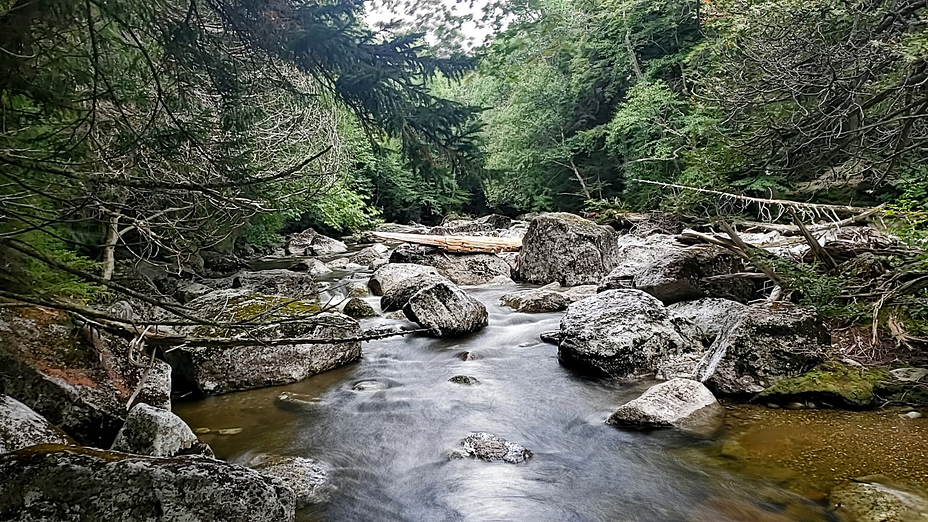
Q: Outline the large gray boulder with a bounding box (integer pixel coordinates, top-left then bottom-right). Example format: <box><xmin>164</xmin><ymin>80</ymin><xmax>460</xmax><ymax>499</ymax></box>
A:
<box><xmin>232</xmin><ymin>269</ymin><xmax>318</xmax><ymax>299</ymax></box>
<box><xmin>350</xmin><ymin>244</ymin><xmax>389</xmax><ymax>267</ymax></box>
<box><xmin>831</xmin><ymin>479</ymin><xmax>928</xmax><ymax>522</ymax></box>
<box><xmin>450</xmin><ymin>432</ymin><xmax>532</xmax><ymax>464</ymax></box>
<box><xmin>667</xmin><ymin>298</ymin><xmax>748</xmax><ymax>342</ymax></box>
<box><xmin>249</xmin><ymin>455</ymin><xmax>332</xmax><ymax>508</ymax></box>
<box><xmin>111</xmin><ymin>403</ymin><xmax>208</xmax><ymax>458</ymax></box>
<box><xmin>0</xmin><ymin>446</ymin><xmax>295</xmax><ymax>521</ymax></box>
<box><xmin>0</xmin><ymin>307</ymin><xmax>171</xmax><ymax>447</ymax></box>
<box><xmin>606</xmin><ymin>379</ymin><xmax>725</xmax><ymax>436</ymax></box>
<box><xmin>403</xmin><ymin>280</ymin><xmax>488</xmax><ymax>337</ymax></box>
<box><xmin>0</xmin><ymin>395</ymin><xmax>73</xmax><ymax>454</ymax></box>
<box><xmin>558</xmin><ymin>289</ymin><xmax>702</xmax><ymax>377</ymax></box>
<box><xmin>632</xmin><ymin>246</ymin><xmax>753</xmax><ymax>305</ymax></box>
<box><xmin>368</xmin><ymin>263</ymin><xmax>441</xmax><ymax>296</ymax></box>
<box><xmin>285</xmin><ymin>228</ymin><xmax>347</xmax><ymax>256</ymax></box>
<box><xmin>166</xmin><ymin>290</ymin><xmax>361</xmax><ymax>395</ymax></box>
<box><xmin>499</xmin><ymin>288</ymin><xmax>571</xmax><ymax>313</ymax></box>
<box><xmin>389</xmin><ymin>244</ymin><xmax>511</xmax><ymax>285</ymax></box>
<box><xmin>598</xmin><ymin>234</ymin><xmax>685</xmax><ymax>291</ymax></box>
<box><xmin>381</xmin><ymin>273</ymin><xmax>450</xmax><ymax>312</ymax></box>
<box><xmin>516</xmin><ymin>213</ymin><xmax>621</xmax><ymax>286</ymax></box>
<box><xmin>694</xmin><ymin>303</ymin><xmax>832</xmax><ymax>395</ymax></box>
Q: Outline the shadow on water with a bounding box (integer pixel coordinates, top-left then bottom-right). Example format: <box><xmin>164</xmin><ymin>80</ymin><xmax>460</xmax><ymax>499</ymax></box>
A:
<box><xmin>174</xmin><ymin>283</ymin><xmax>835</xmax><ymax>522</ymax></box>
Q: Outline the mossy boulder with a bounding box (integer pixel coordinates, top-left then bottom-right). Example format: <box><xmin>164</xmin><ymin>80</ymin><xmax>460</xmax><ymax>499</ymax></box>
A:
<box><xmin>757</xmin><ymin>362</ymin><xmax>888</xmax><ymax>408</ymax></box>
<box><xmin>165</xmin><ymin>290</ymin><xmax>360</xmax><ymax>395</ymax></box>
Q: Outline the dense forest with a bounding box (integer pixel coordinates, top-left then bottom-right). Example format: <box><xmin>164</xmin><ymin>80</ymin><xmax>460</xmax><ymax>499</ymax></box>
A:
<box><xmin>3</xmin><ymin>0</ymin><xmax>928</xmax><ymax>316</ymax></box>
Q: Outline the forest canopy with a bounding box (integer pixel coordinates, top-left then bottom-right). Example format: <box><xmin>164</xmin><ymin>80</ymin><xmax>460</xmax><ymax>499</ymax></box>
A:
<box><xmin>3</xmin><ymin>0</ymin><xmax>928</xmax><ymax>298</ymax></box>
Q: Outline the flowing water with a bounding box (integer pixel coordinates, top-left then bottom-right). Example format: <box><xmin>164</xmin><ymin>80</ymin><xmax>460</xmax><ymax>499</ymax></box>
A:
<box><xmin>175</xmin><ymin>261</ymin><xmax>835</xmax><ymax>522</ymax></box>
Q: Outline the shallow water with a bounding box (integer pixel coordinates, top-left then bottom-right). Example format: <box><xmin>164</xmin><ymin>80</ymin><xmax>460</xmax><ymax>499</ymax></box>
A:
<box><xmin>175</xmin><ymin>274</ymin><xmax>833</xmax><ymax>521</ymax></box>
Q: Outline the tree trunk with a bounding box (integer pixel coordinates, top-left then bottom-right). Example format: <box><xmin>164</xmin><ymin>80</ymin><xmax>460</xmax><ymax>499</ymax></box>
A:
<box><xmin>102</xmin><ymin>213</ymin><xmax>120</xmax><ymax>280</ymax></box>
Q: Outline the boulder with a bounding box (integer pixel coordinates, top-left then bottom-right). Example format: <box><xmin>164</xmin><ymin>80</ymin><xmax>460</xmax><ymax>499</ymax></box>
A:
<box><xmin>450</xmin><ymin>432</ymin><xmax>532</xmax><ymax>464</ymax></box>
<box><xmin>346</xmin><ymin>281</ymin><xmax>371</xmax><ymax>298</ymax></box>
<box><xmin>166</xmin><ymin>290</ymin><xmax>361</xmax><ymax>395</ymax></box>
<box><xmin>248</xmin><ymin>455</ymin><xmax>332</xmax><ymax>508</ymax></box>
<box><xmin>0</xmin><ymin>445</ymin><xmax>295</xmax><ymax>522</ymax></box>
<box><xmin>667</xmin><ymin>298</ymin><xmax>749</xmax><ymax>342</ymax></box>
<box><xmin>111</xmin><ymin>403</ymin><xmax>210</xmax><ymax>457</ymax></box>
<box><xmin>175</xmin><ymin>281</ymin><xmax>215</xmax><ymax>304</ymax></box>
<box><xmin>632</xmin><ymin>246</ymin><xmax>754</xmax><ymax>305</ymax></box>
<box><xmin>340</xmin><ymin>297</ymin><xmax>378</xmax><ymax>319</ymax></box>
<box><xmin>694</xmin><ymin>303</ymin><xmax>832</xmax><ymax>395</ymax></box>
<box><xmin>232</xmin><ymin>269</ymin><xmax>318</xmax><ymax>299</ymax></box>
<box><xmin>516</xmin><ymin>212</ymin><xmax>621</xmax><ymax>286</ymax></box>
<box><xmin>403</xmin><ymin>280</ymin><xmax>488</xmax><ymax>337</ymax></box>
<box><xmin>350</xmin><ymin>245</ymin><xmax>389</xmax><ymax>267</ymax></box>
<box><xmin>0</xmin><ymin>395</ymin><xmax>73</xmax><ymax>454</ymax></box>
<box><xmin>389</xmin><ymin>244</ymin><xmax>511</xmax><ymax>285</ymax></box>
<box><xmin>285</xmin><ymin>228</ymin><xmax>347</xmax><ymax>256</ymax></box>
<box><xmin>381</xmin><ymin>273</ymin><xmax>450</xmax><ymax>312</ymax></box>
<box><xmin>558</xmin><ymin>289</ymin><xmax>702</xmax><ymax>378</ymax></box>
<box><xmin>368</xmin><ymin>263</ymin><xmax>441</xmax><ymax>296</ymax></box>
<box><xmin>562</xmin><ymin>285</ymin><xmax>598</xmax><ymax>302</ymax></box>
<box><xmin>597</xmin><ymin>234</ymin><xmax>684</xmax><ymax>291</ymax></box>
<box><xmin>831</xmin><ymin>479</ymin><xmax>928</xmax><ymax>522</ymax></box>
<box><xmin>289</xmin><ymin>259</ymin><xmax>332</xmax><ymax>276</ymax></box>
<box><xmin>487</xmin><ymin>275</ymin><xmax>516</xmax><ymax>285</ymax></box>
<box><xmin>606</xmin><ymin>378</ymin><xmax>725</xmax><ymax>436</ymax></box>
<box><xmin>499</xmin><ymin>289</ymin><xmax>571</xmax><ymax>313</ymax></box>
<box><xmin>0</xmin><ymin>307</ymin><xmax>171</xmax><ymax>447</ymax></box>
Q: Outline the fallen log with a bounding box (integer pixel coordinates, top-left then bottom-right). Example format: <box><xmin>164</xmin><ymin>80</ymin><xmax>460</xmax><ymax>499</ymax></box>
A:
<box><xmin>368</xmin><ymin>232</ymin><xmax>522</xmax><ymax>253</ymax></box>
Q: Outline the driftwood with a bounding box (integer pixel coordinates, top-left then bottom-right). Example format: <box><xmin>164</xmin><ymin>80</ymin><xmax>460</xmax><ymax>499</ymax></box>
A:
<box><xmin>369</xmin><ymin>232</ymin><xmax>522</xmax><ymax>253</ymax></box>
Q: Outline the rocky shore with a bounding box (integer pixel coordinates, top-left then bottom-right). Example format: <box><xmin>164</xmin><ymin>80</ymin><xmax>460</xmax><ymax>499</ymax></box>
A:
<box><xmin>1</xmin><ymin>212</ymin><xmax>926</xmax><ymax>521</ymax></box>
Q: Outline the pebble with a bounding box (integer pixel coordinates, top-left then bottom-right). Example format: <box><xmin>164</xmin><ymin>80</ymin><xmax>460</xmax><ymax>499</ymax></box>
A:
<box><xmin>194</xmin><ymin>427</ymin><xmax>210</xmax><ymax>434</ymax></box>
<box><xmin>900</xmin><ymin>411</ymin><xmax>923</xmax><ymax>420</ymax></box>
<box><xmin>218</xmin><ymin>428</ymin><xmax>243</xmax><ymax>435</ymax></box>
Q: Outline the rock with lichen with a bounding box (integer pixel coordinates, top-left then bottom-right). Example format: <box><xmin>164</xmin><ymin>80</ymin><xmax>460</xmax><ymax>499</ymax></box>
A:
<box><xmin>0</xmin><ymin>445</ymin><xmax>295</xmax><ymax>521</ymax></box>
<box><xmin>450</xmin><ymin>432</ymin><xmax>532</xmax><ymax>464</ymax></box>
<box><xmin>0</xmin><ymin>395</ymin><xmax>74</xmax><ymax>454</ymax></box>
<box><xmin>517</xmin><ymin>213</ymin><xmax>621</xmax><ymax>286</ymax></box>
<box><xmin>164</xmin><ymin>290</ymin><xmax>361</xmax><ymax>395</ymax></box>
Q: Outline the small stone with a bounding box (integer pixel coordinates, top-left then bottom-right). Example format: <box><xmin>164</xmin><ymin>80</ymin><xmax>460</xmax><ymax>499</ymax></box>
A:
<box><xmin>194</xmin><ymin>427</ymin><xmax>211</xmax><ymax>434</ymax></box>
<box><xmin>766</xmin><ymin>403</ymin><xmax>781</xmax><ymax>409</ymax></box>
<box><xmin>785</xmin><ymin>402</ymin><xmax>806</xmax><ymax>410</ymax></box>
<box><xmin>449</xmin><ymin>375</ymin><xmax>480</xmax><ymax>385</ymax></box>
<box><xmin>218</xmin><ymin>428</ymin><xmax>243</xmax><ymax>435</ymax></box>
<box><xmin>451</xmin><ymin>432</ymin><xmax>532</xmax><ymax>464</ymax></box>
<box><xmin>341</xmin><ymin>297</ymin><xmax>377</xmax><ymax>319</ymax></box>
<box><xmin>900</xmin><ymin>411</ymin><xmax>923</xmax><ymax>419</ymax></box>
<box><xmin>352</xmin><ymin>380</ymin><xmax>387</xmax><ymax>392</ymax></box>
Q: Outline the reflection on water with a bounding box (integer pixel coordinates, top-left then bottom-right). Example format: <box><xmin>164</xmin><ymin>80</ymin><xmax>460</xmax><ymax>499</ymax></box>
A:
<box><xmin>175</xmin><ymin>284</ymin><xmax>832</xmax><ymax>521</ymax></box>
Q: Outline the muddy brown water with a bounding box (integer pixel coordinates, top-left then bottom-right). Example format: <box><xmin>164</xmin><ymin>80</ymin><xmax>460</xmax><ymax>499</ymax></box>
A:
<box><xmin>173</xmin><ymin>259</ymin><xmax>925</xmax><ymax>521</ymax></box>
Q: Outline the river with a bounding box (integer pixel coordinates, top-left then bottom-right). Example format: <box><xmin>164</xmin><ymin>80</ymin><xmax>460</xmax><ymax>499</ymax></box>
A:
<box><xmin>174</xmin><ymin>261</ymin><xmax>835</xmax><ymax>522</ymax></box>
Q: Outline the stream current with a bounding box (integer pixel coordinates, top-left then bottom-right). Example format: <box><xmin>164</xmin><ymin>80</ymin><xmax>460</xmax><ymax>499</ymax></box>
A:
<box><xmin>175</xmin><ymin>258</ymin><xmax>833</xmax><ymax>522</ymax></box>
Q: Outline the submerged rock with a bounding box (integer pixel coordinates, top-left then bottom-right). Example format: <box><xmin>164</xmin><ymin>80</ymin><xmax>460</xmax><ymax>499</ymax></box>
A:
<box><xmin>0</xmin><ymin>395</ymin><xmax>73</xmax><ymax>454</ymax></box>
<box><xmin>403</xmin><ymin>280</ymin><xmax>488</xmax><ymax>337</ymax></box>
<box><xmin>831</xmin><ymin>478</ymin><xmax>928</xmax><ymax>522</ymax></box>
<box><xmin>449</xmin><ymin>375</ymin><xmax>480</xmax><ymax>385</ymax></box>
<box><xmin>368</xmin><ymin>263</ymin><xmax>441</xmax><ymax>296</ymax></box>
<box><xmin>517</xmin><ymin>213</ymin><xmax>621</xmax><ymax>286</ymax></box>
<box><xmin>694</xmin><ymin>303</ymin><xmax>832</xmax><ymax>395</ymax></box>
<box><xmin>248</xmin><ymin>454</ymin><xmax>332</xmax><ymax>508</ymax></box>
<box><xmin>499</xmin><ymin>288</ymin><xmax>571</xmax><ymax>313</ymax></box>
<box><xmin>166</xmin><ymin>290</ymin><xmax>361</xmax><ymax>395</ymax></box>
<box><xmin>558</xmin><ymin>289</ymin><xmax>702</xmax><ymax>377</ymax></box>
<box><xmin>0</xmin><ymin>445</ymin><xmax>295</xmax><ymax>521</ymax></box>
<box><xmin>607</xmin><ymin>379</ymin><xmax>725</xmax><ymax>436</ymax></box>
<box><xmin>757</xmin><ymin>362</ymin><xmax>887</xmax><ymax>408</ymax></box>
<box><xmin>110</xmin><ymin>403</ymin><xmax>210</xmax><ymax>458</ymax></box>
<box><xmin>451</xmin><ymin>432</ymin><xmax>532</xmax><ymax>464</ymax></box>
<box><xmin>0</xmin><ymin>307</ymin><xmax>171</xmax><ymax>447</ymax></box>
<box><xmin>286</xmin><ymin>228</ymin><xmax>347</xmax><ymax>256</ymax></box>
<box><xmin>388</xmin><ymin>244</ymin><xmax>511</xmax><ymax>285</ymax></box>
<box><xmin>668</xmin><ymin>298</ymin><xmax>748</xmax><ymax>342</ymax></box>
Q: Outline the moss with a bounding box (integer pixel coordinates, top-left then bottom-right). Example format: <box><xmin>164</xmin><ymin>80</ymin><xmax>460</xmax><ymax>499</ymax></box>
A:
<box><xmin>757</xmin><ymin>362</ymin><xmax>888</xmax><ymax>408</ymax></box>
<box><xmin>190</xmin><ymin>294</ymin><xmax>322</xmax><ymax>337</ymax></box>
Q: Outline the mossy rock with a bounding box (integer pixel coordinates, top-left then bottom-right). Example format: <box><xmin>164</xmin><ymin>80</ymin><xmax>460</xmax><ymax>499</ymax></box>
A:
<box><xmin>757</xmin><ymin>362</ymin><xmax>888</xmax><ymax>408</ymax></box>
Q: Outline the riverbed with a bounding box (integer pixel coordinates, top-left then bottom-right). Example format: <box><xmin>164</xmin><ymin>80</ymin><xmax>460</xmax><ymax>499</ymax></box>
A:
<box><xmin>172</xmin><ymin>261</ymin><xmax>917</xmax><ymax>521</ymax></box>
